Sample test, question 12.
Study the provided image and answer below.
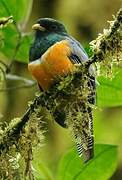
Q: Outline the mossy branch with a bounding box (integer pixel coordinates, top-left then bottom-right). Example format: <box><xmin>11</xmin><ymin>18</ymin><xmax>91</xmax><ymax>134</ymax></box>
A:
<box><xmin>86</xmin><ymin>7</ymin><xmax>122</xmax><ymax>68</ymax></box>
<box><xmin>0</xmin><ymin>65</ymin><xmax>90</xmax><ymax>154</ymax></box>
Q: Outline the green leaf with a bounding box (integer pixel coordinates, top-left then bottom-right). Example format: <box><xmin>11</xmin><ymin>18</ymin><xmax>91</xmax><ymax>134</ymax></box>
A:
<box><xmin>16</xmin><ymin>33</ymin><xmax>33</xmax><ymax>63</ymax></box>
<box><xmin>57</xmin><ymin>144</ymin><xmax>118</xmax><ymax>180</ymax></box>
<box><xmin>84</xmin><ymin>45</ymin><xmax>93</xmax><ymax>57</ymax></box>
<box><xmin>0</xmin><ymin>0</ymin><xmax>32</xmax><ymax>22</ymax></box>
<box><xmin>0</xmin><ymin>25</ymin><xmax>32</xmax><ymax>63</ymax></box>
<box><xmin>32</xmin><ymin>160</ymin><xmax>53</xmax><ymax>180</ymax></box>
<box><xmin>0</xmin><ymin>24</ymin><xmax>18</xmax><ymax>58</ymax></box>
<box><xmin>0</xmin><ymin>0</ymin><xmax>33</xmax><ymax>63</ymax></box>
<box><xmin>97</xmin><ymin>69</ymin><xmax>122</xmax><ymax>107</ymax></box>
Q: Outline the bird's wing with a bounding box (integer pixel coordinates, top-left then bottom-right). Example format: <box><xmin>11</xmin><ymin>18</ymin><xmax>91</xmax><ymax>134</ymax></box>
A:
<box><xmin>66</xmin><ymin>36</ymin><xmax>89</xmax><ymax>64</ymax></box>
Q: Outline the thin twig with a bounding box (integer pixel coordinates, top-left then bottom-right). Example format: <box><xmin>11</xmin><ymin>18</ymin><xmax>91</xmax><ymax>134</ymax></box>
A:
<box><xmin>0</xmin><ymin>60</ymin><xmax>10</xmax><ymax>72</ymax></box>
<box><xmin>0</xmin><ymin>74</ymin><xmax>36</xmax><ymax>91</ymax></box>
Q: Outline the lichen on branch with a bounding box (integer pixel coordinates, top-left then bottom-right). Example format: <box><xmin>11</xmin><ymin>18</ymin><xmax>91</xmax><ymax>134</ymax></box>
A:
<box><xmin>87</xmin><ymin>7</ymin><xmax>122</xmax><ymax>75</ymax></box>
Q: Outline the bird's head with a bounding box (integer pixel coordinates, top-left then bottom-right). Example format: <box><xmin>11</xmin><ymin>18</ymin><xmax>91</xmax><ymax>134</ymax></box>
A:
<box><xmin>30</xmin><ymin>18</ymin><xmax>68</xmax><ymax>61</ymax></box>
<box><xmin>32</xmin><ymin>18</ymin><xmax>68</xmax><ymax>37</ymax></box>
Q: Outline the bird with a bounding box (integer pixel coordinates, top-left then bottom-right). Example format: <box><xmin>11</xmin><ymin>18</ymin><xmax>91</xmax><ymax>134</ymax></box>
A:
<box><xmin>28</xmin><ymin>18</ymin><xmax>95</xmax><ymax>163</ymax></box>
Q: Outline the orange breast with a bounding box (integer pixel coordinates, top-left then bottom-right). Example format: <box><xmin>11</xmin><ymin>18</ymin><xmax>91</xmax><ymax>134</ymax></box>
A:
<box><xmin>28</xmin><ymin>40</ymin><xmax>74</xmax><ymax>91</ymax></box>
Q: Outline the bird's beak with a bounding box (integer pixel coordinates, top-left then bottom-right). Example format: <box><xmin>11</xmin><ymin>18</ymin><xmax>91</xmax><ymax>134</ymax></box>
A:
<box><xmin>32</xmin><ymin>23</ymin><xmax>46</xmax><ymax>31</ymax></box>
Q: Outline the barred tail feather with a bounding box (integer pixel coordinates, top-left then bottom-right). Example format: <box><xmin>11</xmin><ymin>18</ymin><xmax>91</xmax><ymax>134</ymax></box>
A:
<box><xmin>75</xmin><ymin>107</ymin><xmax>94</xmax><ymax>163</ymax></box>
<box><xmin>82</xmin><ymin>136</ymin><xmax>94</xmax><ymax>163</ymax></box>
<box><xmin>76</xmin><ymin>143</ymin><xmax>83</xmax><ymax>157</ymax></box>
<box><xmin>75</xmin><ymin>136</ymin><xmax>94</xmax><ymax>163</ymax></box>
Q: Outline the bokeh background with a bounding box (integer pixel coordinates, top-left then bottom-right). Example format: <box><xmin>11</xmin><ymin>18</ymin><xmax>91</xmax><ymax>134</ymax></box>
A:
<box><xmin>0</xmin><ymin>0</ymin><xmax>122</xmax><ymax>179</ymax></box>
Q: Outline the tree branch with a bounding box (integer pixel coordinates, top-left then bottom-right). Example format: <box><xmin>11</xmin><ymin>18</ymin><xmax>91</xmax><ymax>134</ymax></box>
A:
<box><xmin>0</xmin><ymin>66</ymin><xmax>93</xmax><ymax>155</ymax></box>
<box><xmin>0</xmin><ymin>74</ymin><xmax>36</xmax><ymax>91</ymax></box>
<box><xmin>85</xmin><ymin>7</ymin><xmax>122</xmax><ymax>68</ymax></box>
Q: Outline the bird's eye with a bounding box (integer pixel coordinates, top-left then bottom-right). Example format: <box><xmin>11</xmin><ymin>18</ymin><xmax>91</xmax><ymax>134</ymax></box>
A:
<box><xmin>51</xmin><ymin>25</ymin><xmax>57</xmax><ymax>30</ymax></box>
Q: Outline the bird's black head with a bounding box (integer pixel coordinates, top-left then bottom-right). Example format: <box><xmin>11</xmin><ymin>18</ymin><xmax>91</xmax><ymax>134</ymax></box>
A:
<box><xmin>32</xmin><ymin>18</ymin><xmax>68</xmax><ymax>36</ymax></box>
<box><xmin>30</xmin><ymin>18</ymin><xmax>68</xmax><ymax>62</ymax></box>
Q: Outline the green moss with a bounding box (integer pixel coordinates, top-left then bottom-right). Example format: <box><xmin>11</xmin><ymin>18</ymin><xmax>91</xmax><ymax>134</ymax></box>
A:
<box><xmin>90</xmin><ymin>7</ymin><xmax>122</xmax><ymax>77</ymax></box>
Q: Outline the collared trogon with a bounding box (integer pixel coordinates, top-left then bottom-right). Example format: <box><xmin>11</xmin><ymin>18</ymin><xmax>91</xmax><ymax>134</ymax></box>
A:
<box><xmin>28</xmin><ymin>18</ymin><xmax>95</xmax><ymax>162</ymax></box>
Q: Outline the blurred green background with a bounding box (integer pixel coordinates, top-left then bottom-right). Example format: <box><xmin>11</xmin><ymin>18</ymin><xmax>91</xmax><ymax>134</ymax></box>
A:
<box><xmin>0</xmin><ymin>0</ymin><xmax>122</xmax><ymax>179</ymax></box>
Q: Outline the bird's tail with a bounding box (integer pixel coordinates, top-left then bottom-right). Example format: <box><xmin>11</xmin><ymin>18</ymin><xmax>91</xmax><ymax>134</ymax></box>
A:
<box><xmin>75</xmin><ymin>106</ymin><xmax>94</xmax><ymax>163</ymax></box>
<box><xmin>76</xmin><ymin>140</ymin><xmax>94</xmax><ymax>163</ymax></box>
